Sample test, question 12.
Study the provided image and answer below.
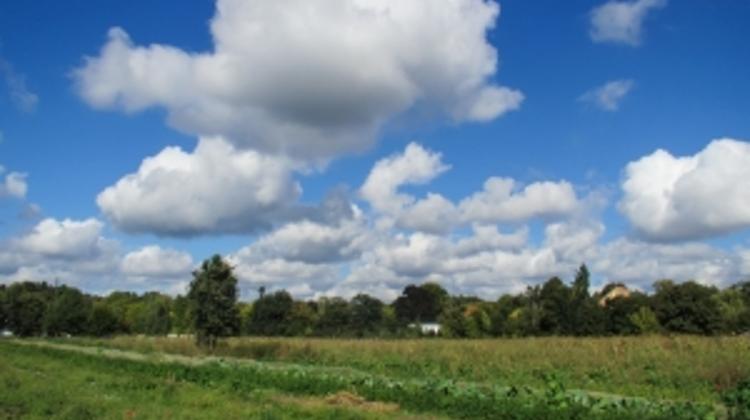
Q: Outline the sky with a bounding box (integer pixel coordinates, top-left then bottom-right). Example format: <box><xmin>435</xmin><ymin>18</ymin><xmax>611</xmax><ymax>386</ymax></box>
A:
<box><xmin>1</xmin><ymin>0</ymin><xmax>749</xmax><ymax>301</ymax></box>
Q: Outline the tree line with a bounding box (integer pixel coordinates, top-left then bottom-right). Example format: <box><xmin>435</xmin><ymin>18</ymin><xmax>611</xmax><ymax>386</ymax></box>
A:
<box><xmin>1</xmin><ymin>256</ymin><xmax>749</xmax><ymax>341</ymax></box>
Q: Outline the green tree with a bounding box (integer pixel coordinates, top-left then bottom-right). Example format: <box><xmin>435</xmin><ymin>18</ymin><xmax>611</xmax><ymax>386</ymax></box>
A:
<box><xmin>602</xmin><ymin>291</ymin><xmax>648</xmax><ymax>335</ymax></box>
<box><xmin>539</xmin><ymin>277</ymin><xmax>570</xmax><ymax>334</ymax></box>
<box><xmin>0</xmin><ymin>285</ymin><xmax>7</xmax><ymax>331</ymax></box>
<box><xmin>629</xmin><ymin>306</ymin><xmax>661</xmax><ymax>334</ymax></box>
<box><xmin>171</xmin><ymin>295</ymin><xmax>193</xmax><ymax>335</ymax></box>
<box><xmin>380</xmin><ymin>305</ymin><xmax>400</xmax><ymax>335</ymax></box>
<box><xmin>350</xmin><ymin>294</ymin><xmax>384</xmax><ymax>336</ymax></box>
<box><xmin>315</xmin><ymin>297</ymin><xmax>352</xmax><ymax>336</ymax></box>
<box><xmin>285</xmin><ymin>301</ymin><xmax>316</xmax><ymax>336</ymax></box>
<box><xmin>488</xmin><ymin>295</ymin><xmax>523</xmax><ymax>336</ymax></box>
<box><xmin>393</xmin><ymin>282</ymin><xmax>448</xmax><ymax>323</ymax></box>
<box><xmin>439</xmin><ymin>303</ymin><xmax>469</xmax><ymax>338</ymax></box>
<box><xmin>511</xmin><ymin>286</ymin><xmax>544</xmax><ymax>336</ymax></box>
<box><xmin>464</xmin><ymin>303</ymin><xmax>492</xmax><ymax>338</ymax></box>
<box><xmin>714</xmin><ymin>283</ymin><xmax>750</xmax><ymax>334</ymax></box>
<box><xmin>136</xmin><ymin>294</ymin><xmax>172</xmax><ymax>335</ymax></box>
<box><xmin>187</xmin><ymin>255</ymin><xmax>240</xmax><ymax>348</ymax></box>
<box><xmin>87</xmin><ymin>301</ymin><xmax>120</xmax><ymax>337</ymax></box>
<box><xmin>566</xmin><ymin>264</ymin><xmax>606</xmax><ymax>335</ymax></box>
<box><xmin>103</xmin><ymin>291</ymin><xmax>139</xmax><ymax>333</ymax></box>
<box><xmin>572</xmin><ymin>264</ymin><xmax>590</xmax><ymax>300</ymax></box>
<box><xmin>44</xmin><ymin>286</ymin><xmax>92</xmax><ymax>336</ymax></box>
<box><xmin>247</xmin><ymin>290</ymin><xmax>294</xmax><ymax>336</ymax></box>
<box><xmin>652</xmin><ymin>280</ymin><xmax>722</xmax><ymax>334</ymax></box>
<box><xmin>5</xmin><ymin>282</ymin><xmax>52</xmax><ymax>336</ymax></box>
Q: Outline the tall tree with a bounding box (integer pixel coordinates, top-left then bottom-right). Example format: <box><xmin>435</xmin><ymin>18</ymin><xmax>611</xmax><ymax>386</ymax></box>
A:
<box><xmin>44</xmin><ymin>286</ymin><xmax>92</xmax><ymax>336</ymax></box>
<box><xmin>103</xmin><ymin>291</ymin><xmax>140</xmax><ymax>333</ymax></box>
<box><xmin>315</xmin><ymin>297</ymin><xmax>352</xmax><ymax>336</ymax></box>
<box><xmin>393</xmin><ymin>282</ymin><xmax>448</xmax><ymax>323</ymax></box>
<box><xmin>0</xmin><ymin>285</ymin><xmax>7</xmax><ymax>331</ymax></box>
<box><xmin>5</xmin><ymin>282</ymin><xmax>52</xmax><ymax>336</ymax></box>
<box><xmin>572</xmin><ymin>264</ymin><xmax>590</xmax><ymax>300</ymax></box>
<box><xmin>87</xmin><ymin>301</ymin><xmax>120</xmax><ymax>337</ymax></box>
<box><xmin>246</xmin><ymin>290</ymin><xmax>294</xmax><ymax>336</ymax></box>
<box><xmin>568</xmin><ymin>264</ymin><xmax>603</xmax><ymax>335</ymax></box>
<box><xmin>539</xmin><ymin>277</ymin><xmax>570</xmax><ymax>334</ymax></box>
<box><xmin>350</xmin><ymin>294</ymin><xmax>384</xmax><ymax>336</ymax></box>
<box><xmin>135</xmin><ymin>294</ymin><xmax>172</xmax><ymax>336</ymax></box>
<box><xmin>285</xmin><ymin>301</ymin><xmax>317</xmax><ymax>336</ymax></box>
<box><xmin>652</xmin><ymin>280</ymin><xmax>722</xmax><ymax>334</ymax></box>
<box><xmin>187</xmin><ymin>255</ymin><xmax>240</xmax><ymax>348</ymax></box>
<box><xmin>602</xmin><ymin>291</ymin><xmax>648</xmax><ymax>335</ymax></box>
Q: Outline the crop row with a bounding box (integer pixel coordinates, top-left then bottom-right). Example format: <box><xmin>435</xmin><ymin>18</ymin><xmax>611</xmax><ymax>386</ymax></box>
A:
<box><xmin>1</xmin><ymin>341</ymin><xmax>735</xmax><ymax>419</ymax></box>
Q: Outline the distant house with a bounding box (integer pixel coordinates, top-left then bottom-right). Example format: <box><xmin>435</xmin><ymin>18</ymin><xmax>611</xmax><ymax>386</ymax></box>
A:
<box><xmin>409</xmin><ymin>322</ymin><xmax>442</xmax><ymax>335</ymax></box>
<box><xmin>598</xmin><ymin>284</ymin><xmax>631</xmax><ymax>307</ymax></box>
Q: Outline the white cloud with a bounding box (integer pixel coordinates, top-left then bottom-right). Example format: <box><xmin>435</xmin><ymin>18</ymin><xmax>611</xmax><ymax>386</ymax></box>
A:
<box><xmin>0</xmin><ymin>218</ymin><xmax>200</xmax><ymax>295</ymax></box>
<box><xmin>579</xmin><ymin>79</ymin><xmax>634</xmax><ymax>111</ymax></box>
<box><xmin>0</xmin><ymin>58</ymin><xmax>39</xmax><ymax>113</ymax></box>
<box><xmin>5</xmin><ymin>139</ymin><xmax>750</xmax><ymax>300</ymax></box>
<box><xmin>360</xmin><ymin>142</ymin><xmax>450</xmax><ymax>215</ymax></box>
<box><xmin>74</xmin><ymin>0</ymin><xmax>522</xmax><ymax>162</ymax></box>
<box><xmin>121</xmin><ymin>246</ymin><xmax>194</xmax><ymax>278</ymax></box>
<box><xmin>459</xmin><ymin>177</ymin><xmax>580</xmax><ymax>224</ymax></box>
<box><xmin>234</xmin><ymin>217</ymin><xmax>369</xmax><ymax>265</ymax></box>
<box><xmin>455</xmin><ymin>224</ymin><xmax>529</xmax><ymax>256</ymax></box>
<box><xmin>0</xmin><ymin>218</ymin><xmax>122</xmax><ymax>291</ymax></box>
<box><xmin>620</xmin><ymin>138</ymin><xmax>750</xmax><ymax>241</ymax></box>
<box><xmin>544</xmin><ymin>221</ymin><xmax>605</xmax><ymax>262</ymax></box>
<box><xmin>97</xmin><ymin>137</ymin><xmax>300</xmax><ymax>236</ymax></box>
<box><xmin>338</xmin><ymin>229</ymin><xmax>565</xmax><ymax>299</ymax></box>
<box><xmin>15</xmin><ymin>218</ymin><xmax>109</xmax><ymax>259</ymax></box>
<box><xmin>0</xmin><ymin>169</ymin><xmax>27</xmax><ymax>199</ymax></box>
<box><xmin>227</xmin><ymin>214</ymin><xmax>372</xmax><ymax>299</ymax></box>
<box><xmin>230</xmin><ymin>257</ymin><xmax>339</xmax><ymax>299</ymax></box>
<box><xmin>589</xmin><ymin>0</ymin><xmax>666</xmax><ymax>46</ymax></box>
<box><xmin>591</xmin><ymin>238</ymin><xmax>740</xmax><ymax>289</ymax></box>
<box><xmin>222</xmin><ymin>138</ymin><xmax>745</xmax><ymax>300</ymax></box>
<box><xmin>397</xmin><ymin>193</ymin><xmax>461</xmax><ymax>234</ymax></box>
<box><xmin>361</xmin><ymin>143</ymin><xmax>583</xmax><ymax>234</ymax></box>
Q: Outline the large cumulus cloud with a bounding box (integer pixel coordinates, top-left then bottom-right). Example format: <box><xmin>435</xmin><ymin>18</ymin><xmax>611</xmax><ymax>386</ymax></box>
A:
<box><xmin>0</xmin><ymin>218</ymin><xmax>196</xmax><ymax>294</ymax></box>
<box><xmin>97</xmin><ymin>137</ymin><xmax>300</xmax><ymax>236</ymax></box>
<box><xmin>359</xmin><ymin>143</ymin><xmax>585</xmax><ymax>234</ymax></box>
<box><xmin>74</xmin><ymin>0</ymin><xmax>522</xmax><ymax>162</ymax></box>
<box><xmin>620</xmin><ymin>138</ymin><xmax>750</xmax><ymax>241</ymax></box>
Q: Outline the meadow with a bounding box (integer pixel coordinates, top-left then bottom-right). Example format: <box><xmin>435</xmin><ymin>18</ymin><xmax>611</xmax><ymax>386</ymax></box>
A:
<box><xmin>3</xmin><ymin>335</ymin><xmax>745</xmax><ymax>419</ymax></box>
<box><xmin>0</xmin><ymin>340</ymin><xmax>430</xmax><ymax>420</ymax></box>
<box><xmin>64</xmin><ymin>335</ymin><xmax>750</xmax><ymax>404</ymax></box>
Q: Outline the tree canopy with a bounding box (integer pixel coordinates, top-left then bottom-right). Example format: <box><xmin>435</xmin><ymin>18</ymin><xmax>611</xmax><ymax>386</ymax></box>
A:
<box><xmin>2</xmin><ymin>260</ymin><xmax>749</xmax><ymax>339</ymax></box>
<box><xmin>187</xmin><ymin>255</ymin><xmax>240</xmax><ymax>348</ymax></box>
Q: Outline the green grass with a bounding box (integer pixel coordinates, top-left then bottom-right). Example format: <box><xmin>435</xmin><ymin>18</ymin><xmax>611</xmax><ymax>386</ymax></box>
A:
<box><xmin>0</xmin><ymin>341</ymin><xmax>425</xmax><ymax>419</ymax></box>
<box><xmin>4</xmin><ymin>339</ymin><xmax>735</xmax><ymax>419</ymax></box>
<box><xmin>64</xmin><ymin>335</ymin><xmax>750</xmax><ymax>405</ymax></box>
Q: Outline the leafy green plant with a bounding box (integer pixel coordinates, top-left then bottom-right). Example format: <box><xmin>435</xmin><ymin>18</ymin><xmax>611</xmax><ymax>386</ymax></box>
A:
<box><xmin>722</xmin><ymin>379</ymin><xmax>750</xmax><ymax>419</ymax></box>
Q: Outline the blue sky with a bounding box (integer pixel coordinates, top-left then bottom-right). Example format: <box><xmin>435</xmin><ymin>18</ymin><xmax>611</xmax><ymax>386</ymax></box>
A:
<box><xmin>1</xmin><ymin>0</ymin><xmax>749</xmax><ymax>300</ymax></box>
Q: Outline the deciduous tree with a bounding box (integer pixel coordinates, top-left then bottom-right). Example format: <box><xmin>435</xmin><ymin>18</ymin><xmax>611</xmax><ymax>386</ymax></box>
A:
<box><xmin>187</xmin><ymin>255</ymin><xmax>240</xmax><ymax>348</ymax></box>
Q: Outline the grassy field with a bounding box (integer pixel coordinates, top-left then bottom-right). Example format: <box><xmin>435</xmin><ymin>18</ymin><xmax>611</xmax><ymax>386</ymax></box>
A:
<box><xmin>63</xmin><ymin>335</ymin><xmax>750</xmax><ymax>404</ymax></box>
<box><xmin>3</xmin><ymin>336</ymin><xmax>749</xmax><ymax>419</ymax></box>
<box><xmin>0</xmin><ymin>340</ymin><xmax>433</xmax><ymax>419</ymax></box>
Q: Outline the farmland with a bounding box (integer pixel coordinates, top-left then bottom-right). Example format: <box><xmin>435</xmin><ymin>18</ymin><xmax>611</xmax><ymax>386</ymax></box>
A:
<box><xmin>0</xmin><ymin>340</ymin><xmax>427</xmax><ymax>419</ymax></box>
<box><xmin>3</xmin><ymin>336</ymin><xmax>749</xmax><ymax>419</ymax></box>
